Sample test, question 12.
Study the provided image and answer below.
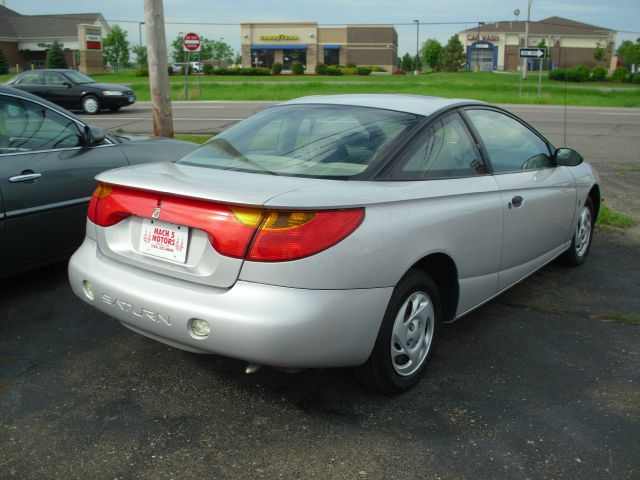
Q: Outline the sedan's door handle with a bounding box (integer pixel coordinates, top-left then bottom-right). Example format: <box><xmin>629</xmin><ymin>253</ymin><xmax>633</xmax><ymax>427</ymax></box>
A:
<box><xmin>509</xmin><ymin>195</ymin><xmax>524</xmax><ymax>208</ymax></box>
<box><xmin>9</xmin><ymin>172</ymin><xmax>42</xmax><ymax>183</ymax></box>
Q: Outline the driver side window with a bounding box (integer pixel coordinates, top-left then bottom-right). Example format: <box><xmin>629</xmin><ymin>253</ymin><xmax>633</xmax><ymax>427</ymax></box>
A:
<box><xmin>465</xmin><ymin>109</ymin><xmax>552</xmax><ymax>173</ymax></box>
<box><xmin>0</xmin><ymin>96</ymin><xmax>82</xmax><ymax>153</ymax></box>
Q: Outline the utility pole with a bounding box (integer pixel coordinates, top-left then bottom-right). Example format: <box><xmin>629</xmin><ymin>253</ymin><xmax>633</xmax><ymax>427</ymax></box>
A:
<box><xmin>413</xmin><ymin>20</ymin><xmax>420</xmax><ymax>75</ymax></box>
<box><xmin>522</xmin><ymin>0</ymin><xmax>532</xmax><ymax>80</ymax></box>
<box><xmin>144</xmin><ymin>0</ymin><xmax>174</xmax><ymax>137</ymax></box>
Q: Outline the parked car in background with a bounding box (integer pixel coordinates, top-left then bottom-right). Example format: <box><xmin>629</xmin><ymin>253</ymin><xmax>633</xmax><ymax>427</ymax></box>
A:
<box><xmin>68</xmin><ymin>94</ymin><xmax>600</xmax><ymax>393</ymax></box>
<box><xmin>5</xmin><ymin>69</ymin><xmax>136</xmax><ymax>114</ymax></box>
<box><xmin>0</xmin><ymin>85</ymin><xmax>198</xmax><ymax>277</ymax></box>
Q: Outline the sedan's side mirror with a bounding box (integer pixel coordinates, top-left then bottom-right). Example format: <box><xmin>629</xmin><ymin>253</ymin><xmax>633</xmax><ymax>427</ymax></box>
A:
<box><xmin>63</xmin><ymin>81</ymin><xmax>72</xmax><ymax>89</ymax></box>
<box><xmin>83</xmin><ymin>125</ymin><xmax>106</xmax><ymax>147</ymax></box>
<box><xmin>554</xmin><ymin>148</ymin><xmax>583</xmax><ymax>167</ymax></box>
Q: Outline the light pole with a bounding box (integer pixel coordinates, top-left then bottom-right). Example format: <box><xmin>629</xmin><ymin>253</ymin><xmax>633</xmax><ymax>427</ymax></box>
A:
<box><xmin>138</xmin><ymin>22</ymin><xmax>145</xmax><ymax>67</ymax></box>
<box><xmin>413</xmin><ymin>19</ymin><xmax>420</xmax><ymax>75</ymax></box>
<box><xmin>522</xmin><ymin>0</ymin><xmax>532</xmax><ymax>79</ymax></box>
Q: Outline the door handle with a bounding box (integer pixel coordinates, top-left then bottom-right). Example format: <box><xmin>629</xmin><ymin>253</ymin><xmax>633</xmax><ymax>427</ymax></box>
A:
<box><xmin>509</xmin><ymin>195</ymin><xmax>524</xmax><ymax>209</ymax></box>
<box><xmin>9</xmin><ymin>172</ymin><xmax>42</xmax><ymax>183</ymax></box>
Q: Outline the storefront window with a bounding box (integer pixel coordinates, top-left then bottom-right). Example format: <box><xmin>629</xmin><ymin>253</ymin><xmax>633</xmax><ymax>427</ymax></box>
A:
<box><xmin>283</xmin><ymin>49</ymin><xmax>306</xmax><ymax>69</ymax></box>
<box><xmin>252</xmin><ymin>49</ymin><xmax>274</xmax><ymax>69</ymax></box>
<box><xmin>324</xmin><ymin>48</ymin><xmax>339</xmax><ymax>66</ymax></box>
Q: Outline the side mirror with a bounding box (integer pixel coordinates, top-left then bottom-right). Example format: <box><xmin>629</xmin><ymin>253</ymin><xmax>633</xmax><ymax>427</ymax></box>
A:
<box><xmin>554</xmin><ymin>148</ymin><xmax>583</xmax><ymax>167</ymax></box>
<box><xmin>63</xmin><ymin>81</ymin><xmax>72</xmax><ymax>89</ymax></box>
<box><xmin>83</xmin><ymin>125</ymin><xmax>105</xmax><ymax>147</ymax></box>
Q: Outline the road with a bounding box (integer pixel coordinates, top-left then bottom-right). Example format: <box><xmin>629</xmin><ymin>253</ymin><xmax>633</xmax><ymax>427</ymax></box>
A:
<box><xmin>81</xmin><ymin>101</ymin><xmax>640</xmax><ymax>217</ymax></box>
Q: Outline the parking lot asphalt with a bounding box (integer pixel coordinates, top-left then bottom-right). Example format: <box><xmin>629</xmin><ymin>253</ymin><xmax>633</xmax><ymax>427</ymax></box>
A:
<box><xmin>1</xmin><ymin>228</ymin><xmax>638</xmax><ymax>479</ymax></box>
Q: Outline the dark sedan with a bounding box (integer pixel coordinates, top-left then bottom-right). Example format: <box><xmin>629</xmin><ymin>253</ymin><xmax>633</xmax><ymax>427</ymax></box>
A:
<box><xmin>5</xmin><ymin>69</ymin><xmax>136</xmax><ymax>114</ymax></box>
<box><xmin>0</xmin><ymin>85</ymin><xmax>198</xmax><ymax>277</ymax></box>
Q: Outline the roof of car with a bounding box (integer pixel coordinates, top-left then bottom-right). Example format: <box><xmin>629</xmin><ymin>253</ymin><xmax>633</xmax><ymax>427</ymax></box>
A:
<box><xmin>281</xmin><ymin>94</ymin><xmax>487</xmax><ymax>117</ymax></box>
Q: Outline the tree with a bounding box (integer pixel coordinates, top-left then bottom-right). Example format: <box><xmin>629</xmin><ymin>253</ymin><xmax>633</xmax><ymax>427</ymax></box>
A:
<box><xmin>132</xmin><ymin>45</ymin><xmax>147</xmax><ymax>68</ymax></box>
<box><xmin>400</xmin><ymin>52</ymin><xmax>414</xmax><ymax>72</ymax></box>
<box><xmin>440</xmin><ymin>35</ymin><xmax>466</xmax><ymax>72</ymax></box>
<box><xmin>0</xmin><ymin>48</ymin><xmax>8</xmax><ymax>74</ymax></box>
<box><xmin>45</xmin><ymin>40</ymin><xmax>68</xmax><ymax>69</ymax></box>
<box><xmin>421</xmin><ymin>39</ymin><xmax>442</xmax><ymax>72</ymax></box>
<box><xmin>616</xmin><ymin>40</ymin><xmax>640</xmax><ymax>69</ymax></box>
<box><xmin>103</xmin><ymin>25</ymin><xmax>130</xmax><ymax>71</ymax></box>
<box><xmin>593</xmin><ymin>41</ymin><xmax>605</xmax><ymax>64</ymax></box>
<box><xmin>210</xmin><ymin>40</ymin><xmax>234</xmax><ymax>67</ymax></box>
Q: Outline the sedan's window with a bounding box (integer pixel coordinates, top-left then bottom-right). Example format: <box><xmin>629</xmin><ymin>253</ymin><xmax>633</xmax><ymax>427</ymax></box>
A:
<box><xmin>178</xmin><ymin>104</ymin><xmax>420</xmax><ymax>178</ymax></box>
<box><xmin>465</xmin><ymin>109</ymin><xmax>552</xmax><ymax>173</ymax></box>
<box><xmin>384</xmin><ymin>113</ymin><xmax>487</xmax><ymax>180</ymax></box>
<box><xmin>44</xmin><ymin>72</ymin><xmax>67</xmax><ymax>86</ymax></box>
<box><xmin>16</xmin><ymin>72</ymin><xmax>43</xmax><ymax>85</ymax></box>
<box><xmin>0</xmin><ymin>96</ymin><xmax>82</xmax><ymax>154</ymax></box>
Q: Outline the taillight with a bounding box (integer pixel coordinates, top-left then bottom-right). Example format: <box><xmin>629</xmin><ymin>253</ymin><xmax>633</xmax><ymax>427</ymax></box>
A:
<box><xmin>88</xmin><ymin>183</ymin><xmax>364</xmax><ymax>262</ymax></box>
<box><xmin>247</xmin><ymin>210</ymin><xmax>364</xmax><ymax>261</ymax></box>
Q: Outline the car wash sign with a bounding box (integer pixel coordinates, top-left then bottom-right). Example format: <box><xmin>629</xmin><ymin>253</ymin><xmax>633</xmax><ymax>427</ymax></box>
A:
<box><xmin>86</xmin><ymin>26</ymin><xmax>102</xmax><ymax>50</ymax></box>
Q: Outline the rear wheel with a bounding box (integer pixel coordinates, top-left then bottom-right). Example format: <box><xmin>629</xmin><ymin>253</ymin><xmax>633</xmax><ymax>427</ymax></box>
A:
<box><xmin>81</xmin><ymin>95</ymin><xmax>100</xmax><ymax>114</ymax></box>
<box><xmin>559</xmin><ymin>197</ymin><xmax>594</xmax><ymax>266</ymax></box>
<box><xmin>355</xmin><ymin>270</ymin><xmax>441</xmax><ymax>394</ymax></box>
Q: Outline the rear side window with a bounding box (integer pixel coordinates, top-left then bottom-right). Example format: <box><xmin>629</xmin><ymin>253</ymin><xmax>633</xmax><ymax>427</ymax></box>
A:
<box><xmin>178</xmin><ymin>104</ymin><xmax>420</xmax><ymax>178</ymax></box>
<box><xmin>383</xmin><ymin>113</ymin><xmax>487</xmax><ymax>180</ymax></box>
<box><xmin>16</xmin><ymin>72</ymin><xmax>43</xmax><ymax>85</ymax></box>
<box><xmin>465</xmin><ymin>109</ymin><xmax>552</xmax><ymax>172</ymax></box>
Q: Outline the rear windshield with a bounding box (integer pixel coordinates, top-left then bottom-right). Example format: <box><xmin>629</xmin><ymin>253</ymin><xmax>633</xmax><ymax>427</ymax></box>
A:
<box><xmin>177</xmin><ymin>104</ymin><xmax>420</xmax><ymax>178</ymax></box>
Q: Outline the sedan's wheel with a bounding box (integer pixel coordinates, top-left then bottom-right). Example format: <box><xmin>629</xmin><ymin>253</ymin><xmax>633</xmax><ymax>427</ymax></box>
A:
<box><xmin>355</xmin><ymin>270</ymin><xmax>441</xmax><ymax>394</ymax></box>
<box><xmin>81</xmin><ymin>95</ymin><xmax>100</xmax><ymax>114</ymax></box>
<box><xmin>559</xmin><ymin>197</ymin><xmax>595</xmax><ymax>266</ymax></box>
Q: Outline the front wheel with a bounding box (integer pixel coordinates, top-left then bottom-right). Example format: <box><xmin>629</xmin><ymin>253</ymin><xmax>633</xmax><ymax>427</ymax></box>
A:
<box><xmin>355</xmin><ymin>270</ymin><xmax>441</xmax><ymax>394</ymax></box>
<box><xmin>81</xmin><ymin>95</ymin><xmax>100</xmax><ymax>114</ymax></box>
<box><xmin>559</xmin><ymin>197</ymin><xmax>594</xmax><ymax>266</ymax></box>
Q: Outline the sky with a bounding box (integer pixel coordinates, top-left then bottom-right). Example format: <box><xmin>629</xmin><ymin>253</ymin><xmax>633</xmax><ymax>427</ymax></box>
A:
<box><xmin>11</xmin><ymin>0</ymin><xmax>640</xmax><ymax>58</ymax></box>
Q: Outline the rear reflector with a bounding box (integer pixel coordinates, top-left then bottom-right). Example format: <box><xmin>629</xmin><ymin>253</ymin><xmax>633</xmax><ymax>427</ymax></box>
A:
<box><xmin>87</xmin><ymin>182</ymin><xmax>364</xmax><ymax>262</ymax></box>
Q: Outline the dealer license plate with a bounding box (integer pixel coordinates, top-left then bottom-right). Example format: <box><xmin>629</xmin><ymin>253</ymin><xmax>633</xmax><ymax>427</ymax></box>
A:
<box><xmin>139</xmin><ymin>218</ymin><xmax>189</xmax><ymax>263</ymax></box>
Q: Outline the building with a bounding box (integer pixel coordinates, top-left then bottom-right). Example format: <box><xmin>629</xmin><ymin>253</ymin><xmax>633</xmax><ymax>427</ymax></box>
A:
<box><xmin>241</xmin><ymin>22</ymin><xmax>398</xmax><ymax>72</ymax></box>
<box><xmin>458</xmin><ymin>16</ymin><xmax>616</xmax><ymax>72</ymax></box>
<box><xmin>0</xmin><ymin>2</ymin><xmax>109</xmax><ymax>73</ymax></box>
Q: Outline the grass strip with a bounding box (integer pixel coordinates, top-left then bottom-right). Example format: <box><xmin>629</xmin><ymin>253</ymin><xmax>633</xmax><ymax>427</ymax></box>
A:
<box><xmin>597</xmin><ymin>204</ymin><xmax>636</xmax><ymax>229</ymax></box>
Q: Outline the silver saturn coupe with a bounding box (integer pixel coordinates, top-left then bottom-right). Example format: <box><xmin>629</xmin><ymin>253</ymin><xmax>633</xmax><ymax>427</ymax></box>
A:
<box><xmin>68</xmin><ymin>95</ymin><xmax>600</xmax><ymax>393</ymax></box>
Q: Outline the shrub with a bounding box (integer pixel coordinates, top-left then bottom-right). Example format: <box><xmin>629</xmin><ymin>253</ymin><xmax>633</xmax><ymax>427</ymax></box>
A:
<box><xmin>548</xmin><ymin>68</ymin><xmax>566</xmax><ymax>81</ymax></box>
<box><xmin>291</xmin><ymin>62</ymin><xmax>305</xmax><ymax>75</ymax></box>
<box><xmin>315</xmin><ymin>63</ymin><xmax>328</xmax><ymax>75</ymax></box>
<box><xmin>346</xmin><ymin>62</ymin><xmax>356</xmax><ymax>68</ymax></box>
<box><xmin>392</xmin><ymin>70</ymin><xmax>406</xmax><ymax>75</ymax></box>
<box><xmin>340</xmin><ymin>67</ymin><xmax>358</xmax><ymax>75</ymax></box>
<box><xmin>0</xmin><ymin>48</ymin><xmax>8</xmax><ymax>74</ymax></box>
<box><xmin>181</xmin><ymin>64</ymin><xmax>194</xmax><ymax>75</ymax></box>
<box><xmin>325</xmin><ymin>65</ymin><xmax>343</xmax><ymax>76</ymax></box>
<box><xmin>202</xmin><ymin>63</ymin><xmax>214</xmax><ymax>75</ymax></box>
<box><xmin>167</xmin><ymin>66</ymin><xmax>173</xmax><ymax>76</ymax></box>
<box><xmin>211</xmin><ymin>67</ymin><xmax>270</xmax><ymax>76</ymax></box>
<box><xmin>591</xmin><ymin>66</ymin><xmax>607</xmax><ymax>81</ymax></box>
<box><xmin>612</xmin><ymin>66</ymin><xmax>630</xmax><ymax>82</ymax></box>
<box><xmin>632</xmin><ymin>73</ymin><xmax>640</xmax><ymax>84</ymax></box>
<box><xmin>134</xmin><ymin>68</ymin><xmax>149</xmax><ymax>77</ymax></box>
<box><xmin>271</xmin><ymin>62</ymin><xmax>283</xmax><ymax>74</ymax></box>
<box><xmin>357</xmin><ymin>66</ymin><xmax>373</xmax><ymax>76</ymax></box>
<box><xmin>568</xmin><ymin>64</ymin><xmax>590</xmax><ymax>82</ymax></box>
<box><xmin>368</xmin><ymin>66</ymin><xmax>386</xmax><ymax>72</ymax></box>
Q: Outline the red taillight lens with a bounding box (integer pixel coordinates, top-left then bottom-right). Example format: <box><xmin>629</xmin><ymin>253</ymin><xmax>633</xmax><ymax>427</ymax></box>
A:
<box><xmin>247</xmin><ymin>209</ymin><xmax>364</xmax><ymax>261</ymax></box>
<box><xmin>88</xmin><ymin>183</ymin><xmax>364</xmax><ymax>262</ymax></box>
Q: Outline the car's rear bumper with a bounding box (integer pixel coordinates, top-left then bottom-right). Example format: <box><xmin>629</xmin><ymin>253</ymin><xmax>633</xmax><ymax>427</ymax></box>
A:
<box><xmin>68</xmin><ymin>238</ymin><xmax>391</xmax><ymax>368</ymax></box>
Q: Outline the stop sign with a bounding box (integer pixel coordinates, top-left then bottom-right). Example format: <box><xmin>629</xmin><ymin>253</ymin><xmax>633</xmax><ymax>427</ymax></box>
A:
<box><xmin>183</xmin><ymin>32</ymin><xmax>201</xmax><ymax>52</ymax></box>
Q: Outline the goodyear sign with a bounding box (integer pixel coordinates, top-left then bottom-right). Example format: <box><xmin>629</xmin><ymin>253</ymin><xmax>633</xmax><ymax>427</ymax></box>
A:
<box><xmin>259</xmin><ymin>34</ymin><xmax>300</xmax><ymax>41</ymax></box>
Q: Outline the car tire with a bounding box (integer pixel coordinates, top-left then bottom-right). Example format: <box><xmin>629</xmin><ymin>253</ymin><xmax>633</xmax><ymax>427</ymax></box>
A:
<box><xmin>355</xmin><ymin>269</ymin><xmax>441</xmax><ymax>394</ymax></box>
<box><xmin>109</xmin><ymin>106</ymin><xmax>121</xmax><ymax>112</ymax></box>
<box><xmin>81</xmin><ymin>95</ymin><xmax>100</xmax><ymax>114</ymax></box>
<box><xmin>559</xmin><ymin>197</ymin><xmax>595</xmax><ymax>266</ymax></box>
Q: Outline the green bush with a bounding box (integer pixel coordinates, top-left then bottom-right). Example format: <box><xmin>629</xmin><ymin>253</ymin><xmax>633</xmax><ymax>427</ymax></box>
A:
<box><xmin>202</xmin><ymin>63</ymin><xmax>214</xmax><ymax>75</ymax></box>
<box><xmin>568</xmin><ymin>64</ymin><xmax>590</xmax><ymax>82</ymax></box>
<box><xmin>315</xmin><ymin>63</ymin><xmax>328</xmax><ymax>75</ymax></box>
<box><xmin>549</xmin><ymin>68</ymin><xmax>566</xmax><ymax>80</ymax></box>
<box><xmin>632</xmin><ymin>73</ymin><xmax>640</xmax><ymax>84</ymax></box>
<box><xmin>134</xmin><ymin>68</ymin><xmax>149</xmax><ymax>77</ymax></box>
<box><xmin>340</xmin><ymin>67</ymin><xmax>358</xmax><ymax>75</ymax></box>
<box><xmin>367</xmin><ymin>65</ymin><xmax>386</xmax><ymax>72</ymax></box>
<box><xmin>612</xmin><ymin>66</ymin><xmax>630</xmax><ymax>82</ymax></box>
<box><xmin>211</xmin><ymin>67</ymin><xmax>270</xmax><ymax>76</ymax></box>
<box><xmin>346</xmin><ymin>62</ymin><xmax>356</xmax><ymax>68</ymax></box>
<box><xmin>0</xmin><ymin>48</ymin><xmax>9</xmax><ymax>74</ymax></box>
<box><xmin>291</xmin><ymin>62</ymin><xmax>305</xmax><ymax>75</ymax></box>
<box><xmin>271</xmin><ymin>62</ymin><xmax>283</xmax><ymax>74</ymax></box>
<box><xmin>181</xmin><ymin>64</ymin><xmax>194</xmax><ymax>75</ymax></box>
<box><xmin>591</xmin><ymin>66</ymin><xmax>607</xmax><ymax>81</ymax></box>
<box><xmin>357</xmin><ymin>66</ymin><xmax>373</xmax><ymax>76</ymax></box>
<box><xmin>167</xmin><ymin>66</ymin><xmax>173</xmax><ymax>76</ymax></box>
<box><xmin>325</xmin><ymin>65</ymin><xmax>343</xmax><ymax>76</ymax></box>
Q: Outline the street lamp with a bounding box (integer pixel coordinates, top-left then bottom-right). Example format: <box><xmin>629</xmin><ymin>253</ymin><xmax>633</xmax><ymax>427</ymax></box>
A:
<box><xmin>413</xmin><ymin>19</ymin><xmax>420</xmax><ymax>75</ymax></box>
